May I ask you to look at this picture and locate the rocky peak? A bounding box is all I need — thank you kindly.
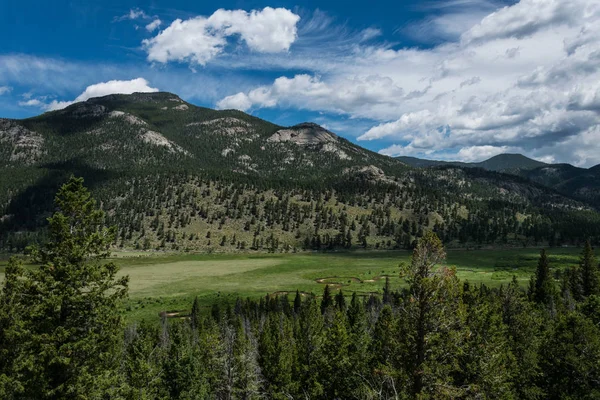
[267,122,338,145]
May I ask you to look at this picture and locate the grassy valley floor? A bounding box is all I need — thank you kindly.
[0,247,582,322]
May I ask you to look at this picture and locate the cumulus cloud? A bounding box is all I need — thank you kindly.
[0,86,11,95]
[216,0,600,166]
[216,74,404,117]
[216,92,253,111]
[145,19,161,32]
[462,0,585,43]
[20,78,158,111]
[143,7,300,65]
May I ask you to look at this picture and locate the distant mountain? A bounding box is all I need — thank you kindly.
[397,153,546,172]
[398,153,600,206]
[1,92,599,252]
[476,154,547,172]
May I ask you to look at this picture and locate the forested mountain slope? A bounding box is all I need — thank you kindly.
[399,154,600,207]
[2,92,600,251]
[397,153,546,172]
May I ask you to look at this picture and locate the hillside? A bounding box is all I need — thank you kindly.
[1,92,600,252]
[399,154,600,207]
[397,153,546,172]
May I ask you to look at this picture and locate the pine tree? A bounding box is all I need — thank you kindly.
[321,311,352,398]
[321,284,333,314]
[295,296,324,398]
[540,312,600,399]
[531,249,556,307]
[346,293,371,394]
[398,231,465,397]
[293,290,302,314]
[335,289,347,311]
[231,317,261,398]
[0,176,129,398]
[383,275,392,304]
[580,240,600,297]
[191,296,201,330]
[258,313,296,398]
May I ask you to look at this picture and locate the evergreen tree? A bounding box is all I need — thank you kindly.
[191,296,201,331]
[0,176,129,398]
[231,317,262,398]
[398,231,465,398]
[321,311,352,398]
[346,293,372,395]
[321,284,333,314]
[295,297,324,398]
[580,240,600,297]
[335,289,347,311]
[531,249,556,308]
[540,312,600,399]
[293,290,302,314]
[258,313,296,398]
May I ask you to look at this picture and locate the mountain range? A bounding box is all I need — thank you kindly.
[1,92,599,252]
[397,154,600,207]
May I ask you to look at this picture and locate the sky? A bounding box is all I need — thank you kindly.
[2,0,600,167]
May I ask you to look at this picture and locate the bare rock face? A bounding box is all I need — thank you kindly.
[0,119,45,164]
[343,165,398,184]
[140,130,187,154]
[268,123,338,145]
[109,111,147,125]
[188,117,255,137]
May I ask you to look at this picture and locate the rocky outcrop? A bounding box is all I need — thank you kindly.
[0,119,45,165]
[268,123,338,145]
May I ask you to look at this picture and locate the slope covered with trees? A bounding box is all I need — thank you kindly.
[399,154,600,207]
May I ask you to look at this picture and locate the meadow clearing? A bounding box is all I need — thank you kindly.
[0,247,582,321]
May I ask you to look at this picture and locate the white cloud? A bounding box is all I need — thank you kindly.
[74,78,158,102]
[18,98,43,107]
[143,7,300,65]
[216,74,404,117]
[0,86,11,95]
[456,145,519,162]
[217,92,253,111]
[462,0,586,44]
[115,8,150,22]
[20,78,159,111]
[216,0,600,166]
[145,19,162,32]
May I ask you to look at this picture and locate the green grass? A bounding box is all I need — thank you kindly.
[0,247,583,322]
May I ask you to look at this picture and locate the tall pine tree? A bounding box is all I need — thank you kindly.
[0,176,129,398]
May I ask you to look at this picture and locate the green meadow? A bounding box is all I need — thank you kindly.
[0,247,582,322]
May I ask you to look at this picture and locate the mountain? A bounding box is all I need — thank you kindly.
[2,92,400,180]
[395,156,470,169]
[476,154,547,172]
[397,153,546,172]
[399,154,600,206]
[2,92,600,252]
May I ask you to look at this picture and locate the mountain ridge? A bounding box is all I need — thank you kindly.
[397,153,600,206]
[397,153,548,172]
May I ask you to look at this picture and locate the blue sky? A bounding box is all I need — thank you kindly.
[2,0,600,166]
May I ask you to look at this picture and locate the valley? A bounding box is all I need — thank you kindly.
[0,247,582,322]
